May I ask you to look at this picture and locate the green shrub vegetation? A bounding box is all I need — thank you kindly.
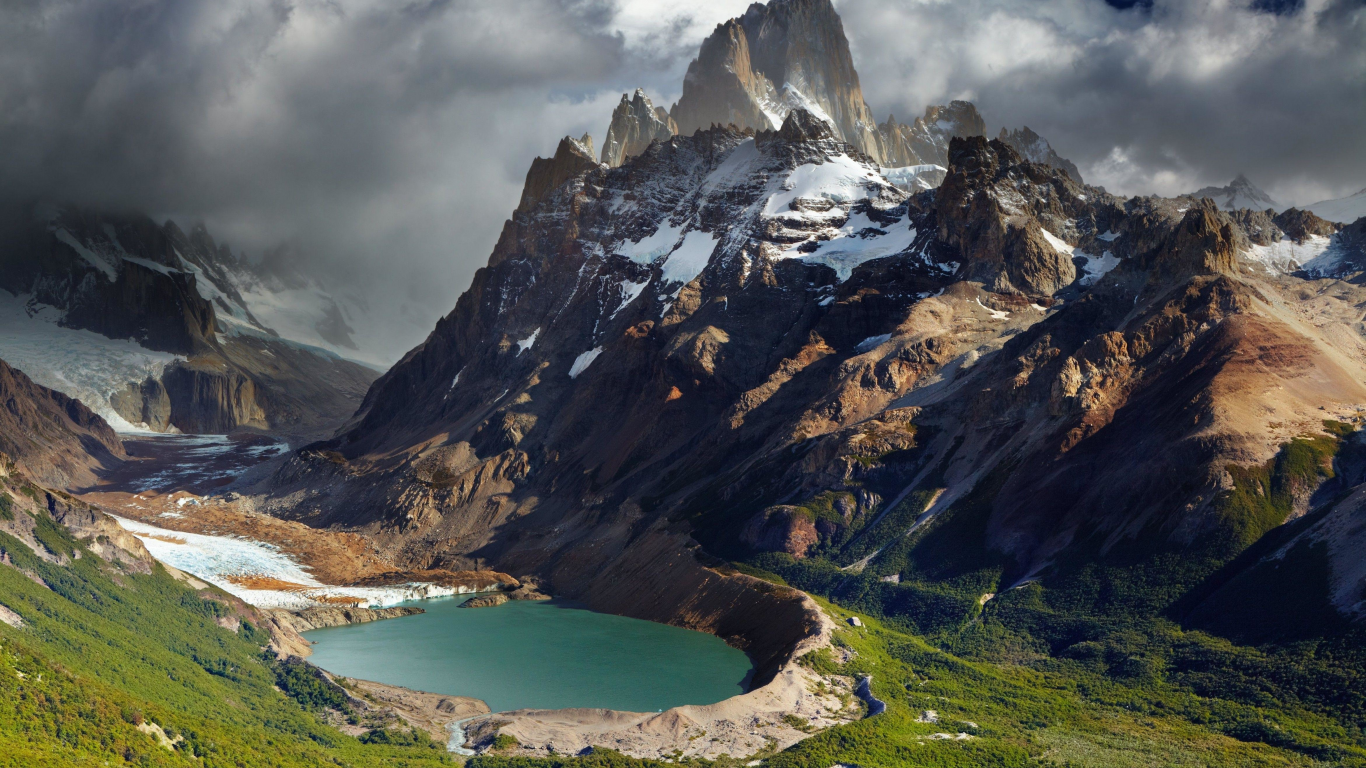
[490,733,521,751]
[0,520,454,766]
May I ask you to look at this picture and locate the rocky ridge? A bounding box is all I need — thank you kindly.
[266,104,1366,650]
[0,356,124,488]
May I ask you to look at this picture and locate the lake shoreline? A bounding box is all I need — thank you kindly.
[97,433,856,761]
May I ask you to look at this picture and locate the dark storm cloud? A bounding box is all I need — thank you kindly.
[0,0,1362,361]
[838,0,1366,203]
[0,0,646,356]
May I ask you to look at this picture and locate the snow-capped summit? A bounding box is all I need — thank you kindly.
[1305,187,1366,224]
[1191,174,1279,212]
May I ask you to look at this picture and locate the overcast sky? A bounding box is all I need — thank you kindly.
[2,0,1362,362]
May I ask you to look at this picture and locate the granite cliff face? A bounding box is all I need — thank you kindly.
[671,0,881,158]
[0,206,379,437]
[601,90,678,168]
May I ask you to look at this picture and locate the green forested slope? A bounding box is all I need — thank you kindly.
[0,491,452,767]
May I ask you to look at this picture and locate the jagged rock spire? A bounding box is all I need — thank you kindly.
[666,0,986,172]
[600,89,678,167]
[669,0,883,159]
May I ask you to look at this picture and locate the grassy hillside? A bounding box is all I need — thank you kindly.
[0,479,453,767]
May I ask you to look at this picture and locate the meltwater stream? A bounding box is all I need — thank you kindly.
[305,594,753,713]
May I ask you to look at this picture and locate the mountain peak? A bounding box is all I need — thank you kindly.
[665,0,987,173]
[1191,174,1279,212]
[669,0,884,162]
[996,125,1083,184]
[601,89,677,167]
[517,135,599,211]
[776,107,836,143]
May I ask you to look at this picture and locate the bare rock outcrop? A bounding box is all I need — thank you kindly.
[741,506,819,557]
[266,605,424,633]
[0,357,124,489]
[601,90,678,167]
[459,593,508,608]
[518,134,599,213]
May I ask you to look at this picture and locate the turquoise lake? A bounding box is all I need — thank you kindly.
[304,595,754,713]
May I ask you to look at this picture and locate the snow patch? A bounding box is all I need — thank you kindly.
[121,256,181,276]
[780,211,918,282]
[763,154,883,215]
[610,277,650,319]
[1039,228,1074,255]
[113,516,474,609]
[54,230,117,280]
[516,329,540,354]
[1078,250,1121,286]
[855,333,892,352]
[568,347,604,378]
[659,230,719,286]
[881,164,946,192]
[1244,235,1333,274]
[975,298,1009,320]
[619,222,684,264]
